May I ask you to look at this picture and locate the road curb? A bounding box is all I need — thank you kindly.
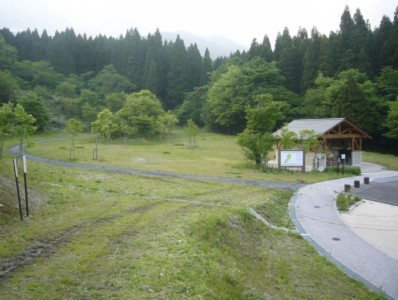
[289,186,395,300]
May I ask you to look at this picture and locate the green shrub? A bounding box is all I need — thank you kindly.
[325,166,361,175]
[336,192,361,211]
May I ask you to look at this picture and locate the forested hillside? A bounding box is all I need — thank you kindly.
[1,6,398,152]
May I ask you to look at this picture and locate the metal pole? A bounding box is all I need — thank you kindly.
[13,159,23,221]
[23,156,29,217]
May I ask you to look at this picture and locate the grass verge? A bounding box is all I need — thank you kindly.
[363,151,398,170]
[0,136,385,299]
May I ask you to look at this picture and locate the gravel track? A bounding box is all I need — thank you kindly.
[8,144,305,191]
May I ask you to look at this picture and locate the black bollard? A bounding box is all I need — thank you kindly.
[354,180,360,188]
[344,184,351,193]
[364,177,370,185]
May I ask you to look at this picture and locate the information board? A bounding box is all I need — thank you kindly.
[280,150,304,167]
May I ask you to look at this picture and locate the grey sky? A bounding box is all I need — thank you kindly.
[0,0,396,47]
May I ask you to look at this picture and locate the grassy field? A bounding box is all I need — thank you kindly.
[363,151,398,170]
[0,132,384,299]
[28,130,358,183]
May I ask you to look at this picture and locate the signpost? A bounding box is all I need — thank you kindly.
[341,153,346,175]
[23,156,29,217]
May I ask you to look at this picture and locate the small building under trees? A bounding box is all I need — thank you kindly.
[271,118,371,172]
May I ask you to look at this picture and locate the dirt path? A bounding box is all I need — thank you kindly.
[7,144,304,191]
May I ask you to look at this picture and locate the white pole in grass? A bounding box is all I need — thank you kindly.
[13,159,23,220]
[22,155,29,217]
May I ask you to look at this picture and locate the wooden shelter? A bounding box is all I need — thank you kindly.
[282,118,371,150]
[273,118,371,170]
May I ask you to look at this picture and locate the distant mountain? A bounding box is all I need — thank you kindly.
[161,31,248,59]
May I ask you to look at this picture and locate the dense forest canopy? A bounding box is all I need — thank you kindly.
[0,6,398,153]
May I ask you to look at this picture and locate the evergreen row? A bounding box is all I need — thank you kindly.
[0,27,214,110]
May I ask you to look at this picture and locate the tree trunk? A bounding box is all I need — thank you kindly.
[19,134,24,158]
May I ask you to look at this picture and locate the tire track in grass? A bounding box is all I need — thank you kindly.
[4,142,299,280]
[0,202,163,279]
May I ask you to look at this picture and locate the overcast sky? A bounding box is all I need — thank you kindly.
[0,0,396,47]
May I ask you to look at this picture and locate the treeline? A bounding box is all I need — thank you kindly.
[0,27,214,109]
[0,6,398,153]
[245,6,398,94]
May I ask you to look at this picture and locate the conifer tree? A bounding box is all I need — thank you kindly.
[200,48,212,85]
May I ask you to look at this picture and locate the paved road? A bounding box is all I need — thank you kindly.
[290,168,398,300]
[354,176,398,206]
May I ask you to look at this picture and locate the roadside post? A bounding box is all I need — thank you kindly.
[23,155,29,217]
[341,153,346,175]
[13,159,23,221]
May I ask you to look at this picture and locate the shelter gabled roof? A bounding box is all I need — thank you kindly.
[275,118,371,138]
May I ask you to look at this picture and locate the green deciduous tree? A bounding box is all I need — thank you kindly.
[237,131,275,167]
[105,92,127,113]
[184,119,199,147]
[0,102,14,157]
[116,90,165,138]
[205,58,288,134]
[385,97,398,139]
[303,70,383,136]
[66,118,84,156]
[177,86,208,127]
[13,104,37,157]
[79,89,100,122]
[237,94,284,167]
[332,73,381,134]
[298,129,322,152]
[90,65,134,97]
[158,111,178,141]
[18,91,50,131]
[245,94,285,133]
[377,66,398,101]
[0,103,37,157]
[56,81,77,98]
[205,64,245,133]
[0,71,19,103]
[91,108,116,140]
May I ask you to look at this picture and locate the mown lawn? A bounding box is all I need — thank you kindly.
[0,133,384,299]
[363,151,398,170]
[29,130,357,183]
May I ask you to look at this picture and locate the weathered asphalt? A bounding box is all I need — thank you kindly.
[353,176,398,206]
[290,166,398,300]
